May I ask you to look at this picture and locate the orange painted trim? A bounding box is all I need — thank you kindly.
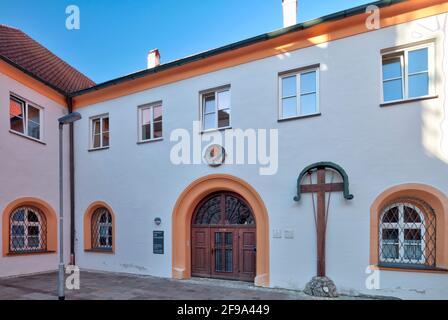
[0,60,67,106]
[172,174,270,287]
[2,197,58,257]
[370,183,448,270]
[72,0,448,109]
[83,201,116,254]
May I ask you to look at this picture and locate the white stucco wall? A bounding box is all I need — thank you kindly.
[74,14,448,299]
[0,73,71,277]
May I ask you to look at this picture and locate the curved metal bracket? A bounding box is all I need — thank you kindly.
[293,161,354,202]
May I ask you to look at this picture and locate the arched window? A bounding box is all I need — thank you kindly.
[379,198,436,268]
[10,206,47,253]
[91,207,113,251]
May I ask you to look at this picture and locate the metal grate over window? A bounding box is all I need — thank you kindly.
[91,207,113,251]
[10,206,47,253]
[379,198,436,268]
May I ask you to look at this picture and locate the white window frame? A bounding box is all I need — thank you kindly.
[138,102,163,142]
[380,203,426,265]
[90,114,109,150]
[381,42,435,104]
[278,67,320,120]
[9,94,44,142]
[200,86,231,132]
[10,207,45,252]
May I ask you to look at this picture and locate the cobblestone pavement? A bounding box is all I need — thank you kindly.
[0,270,377,300]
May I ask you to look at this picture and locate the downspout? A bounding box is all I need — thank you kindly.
[66,96,76,265]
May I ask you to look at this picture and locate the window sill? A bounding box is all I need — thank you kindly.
[6,250,56,257]
[380,95,438,107]
[278,113,321,122]
[376,264,448,274]
[201,126,232,134]
[9,130,46,145]
[88,146,110,152]
[137,137,163,145]
[85,249,114,254]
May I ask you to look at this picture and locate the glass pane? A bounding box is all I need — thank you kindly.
[282,97,297,118]
[142,123,151,140]
[12,210,25,222]
[382,57,402,80]
[404,244,422,260]
[11,225,24,236]
[27,106,40,124]
[217,90,230,110]
[27,121,40,140]
[300,71,316,93]
[153,106,162,122]
[408,48,428,74]
[93,119,101,134]
[142,108,151,125]
[103,132,110,147]
[408,73,429,98]
[102,117,109,132]
[153,121,162,138]
[382,207,399,223]
[382,228,398,240]
[28,236,40,248]
[282,76,296,97]
[382,243,399,259]
[225,249,232,272]
[10,116,24,133]
[404,229,422,241]
[218,109,230,128]
[93,134,101,148]
[300,93,317,115]
[383,79,403,102]
[28,226,39,236]
[203,113,216,130]
[27,211,39,222]
[404,207,421,223]
[225,232,232,245]
[215,232,222,247]
[12,236,25,249]
[203,94,215,114]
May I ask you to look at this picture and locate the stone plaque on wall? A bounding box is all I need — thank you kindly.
[153,231,164,254]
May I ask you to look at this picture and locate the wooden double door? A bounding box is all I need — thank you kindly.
[191,192,256,282]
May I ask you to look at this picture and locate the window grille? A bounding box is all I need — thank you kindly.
[91,207,113,250]
[379,198,436,268]
[10,206,47,253]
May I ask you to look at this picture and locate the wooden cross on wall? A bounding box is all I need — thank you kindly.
[294,162,354,278]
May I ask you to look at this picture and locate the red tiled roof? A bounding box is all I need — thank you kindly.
[0,24,95,94]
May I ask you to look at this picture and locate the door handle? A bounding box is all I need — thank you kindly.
[211,248,215,255]
[253,247,257,252]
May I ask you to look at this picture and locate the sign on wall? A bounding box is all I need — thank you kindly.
[153,231,164,254]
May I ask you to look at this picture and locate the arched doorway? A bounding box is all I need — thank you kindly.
[191,191,256,281]
[172,174,269,287]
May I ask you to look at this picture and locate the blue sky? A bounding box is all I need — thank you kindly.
[0,0,372,84]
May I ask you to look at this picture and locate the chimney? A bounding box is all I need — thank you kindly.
[282,0,297,28]
[147,49,160,69]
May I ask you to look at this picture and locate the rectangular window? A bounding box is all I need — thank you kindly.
[279,68,319,120]
[382,43,434,103]
[201,87,231,131]
[90,115,109,149]
[138,103,163,142]
[9,95,42,141]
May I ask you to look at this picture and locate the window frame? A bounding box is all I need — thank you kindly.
[381,42,435,104]
[91,209,113,251]
[89,114,110,150]
[9,206,47,254]
[278,67,320,121]
[137,102,163,143]
[9,94,44,142]
[200,86,232,132]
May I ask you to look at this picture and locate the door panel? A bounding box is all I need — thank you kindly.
[191,228,210,277]
[239,229,256,281]
[211,228,239,279]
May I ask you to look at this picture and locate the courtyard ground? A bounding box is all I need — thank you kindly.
[0,270,380,300]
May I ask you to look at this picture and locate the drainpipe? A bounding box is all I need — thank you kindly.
[66,96,76,265]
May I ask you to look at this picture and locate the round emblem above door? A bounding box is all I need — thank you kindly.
[204,144,226,167]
